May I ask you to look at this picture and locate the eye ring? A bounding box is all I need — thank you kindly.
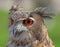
[23,17,35,26]
[10,18,14,25]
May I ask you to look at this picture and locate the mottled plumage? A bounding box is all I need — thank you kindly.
[7,4,55,47]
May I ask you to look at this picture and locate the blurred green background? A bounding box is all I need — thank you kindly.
[0,0,60,47]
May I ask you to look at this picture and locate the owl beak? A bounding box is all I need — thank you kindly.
[17,31,23,34]
[15,31,23,37]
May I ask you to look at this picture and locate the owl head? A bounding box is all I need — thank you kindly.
[9,5,54,41]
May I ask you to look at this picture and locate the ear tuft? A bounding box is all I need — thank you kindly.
[34,7,54,19]
[9,5,23,14]
[35,7,47,13]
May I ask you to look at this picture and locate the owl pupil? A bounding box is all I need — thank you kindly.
[23,18,33,26]
[27,19,30,23]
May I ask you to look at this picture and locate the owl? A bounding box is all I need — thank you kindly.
[7,5,55,47]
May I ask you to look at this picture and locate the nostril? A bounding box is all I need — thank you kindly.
[15,31,23,35]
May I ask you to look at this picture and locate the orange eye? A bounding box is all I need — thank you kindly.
[10,18,14,25]
[23,18,33,26]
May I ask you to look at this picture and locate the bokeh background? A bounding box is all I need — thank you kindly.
[0,0,60,47]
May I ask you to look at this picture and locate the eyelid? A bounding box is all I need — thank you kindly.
[28,17,35,22]
[16,17,35,23]
[23,17,36,27]
[28,17,36,27]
